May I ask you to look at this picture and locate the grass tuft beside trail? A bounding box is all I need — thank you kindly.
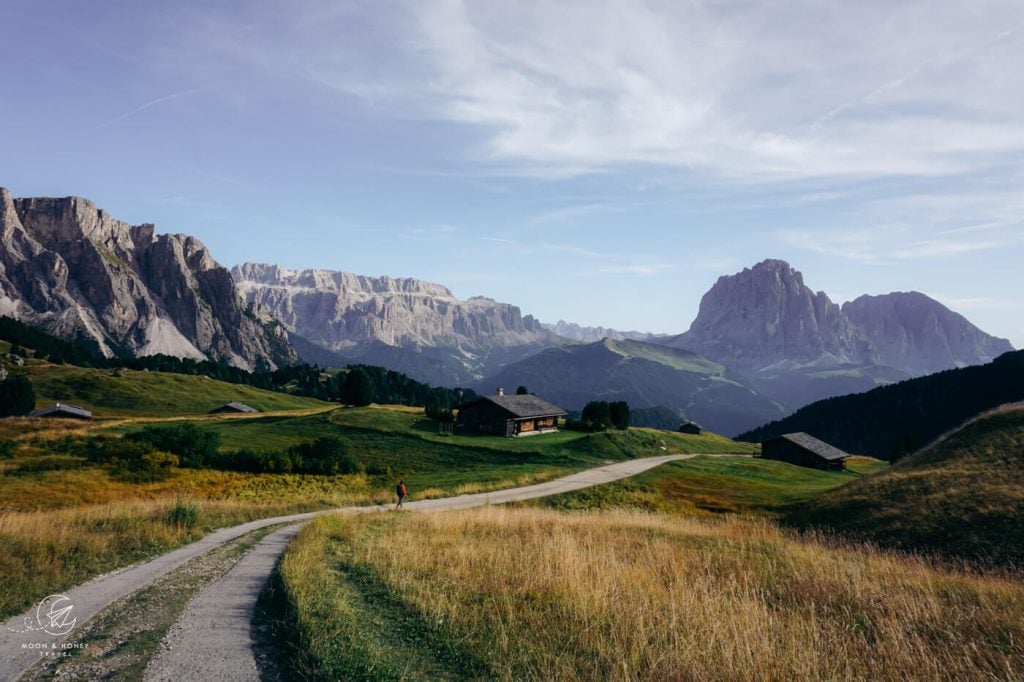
[281,507,1024,681]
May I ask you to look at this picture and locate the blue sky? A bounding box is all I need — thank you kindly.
[2,1,1022,346]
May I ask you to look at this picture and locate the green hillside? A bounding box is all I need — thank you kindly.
[482,338,785,436]
[739,349,1024,459]
[534,454,885,517]
[28,364,330,417]
[603,338,725,374]
[790,404,1024,566]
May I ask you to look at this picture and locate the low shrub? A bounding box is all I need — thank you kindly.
[7,455,86,476]
[78,436,179,481]
[163,500,201,529]
[219,436,358,475]
[126,423,220,468]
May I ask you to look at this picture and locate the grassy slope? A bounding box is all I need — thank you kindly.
[604,338,726,374]
[28,364,329,416]
[281,509,1024,681]
[0,400,756,619]
[534,454,885,517]
[107,409,756,500]
[790,404,1024,567]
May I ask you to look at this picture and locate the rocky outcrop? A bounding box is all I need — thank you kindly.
[668,259,875,371]
[0,189,295,370]
[842,291,1013,375]
[666,259,1012,378]
[232,263,562,380]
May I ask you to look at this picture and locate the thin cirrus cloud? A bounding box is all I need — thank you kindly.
[404,1,1024,180]
[172,1,1024,182]
[778,225,1014,263]
[98,88,202,128]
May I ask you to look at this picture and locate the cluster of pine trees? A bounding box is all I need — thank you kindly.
[571,400,631,431]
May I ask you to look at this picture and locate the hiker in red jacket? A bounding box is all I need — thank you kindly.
[396,480,407,508]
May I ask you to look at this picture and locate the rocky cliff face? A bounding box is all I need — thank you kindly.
[0,189,295,370]
[667,259,1012,378]
[232,263,561,379]
[842,291,1013,375]
[670,259,875,371]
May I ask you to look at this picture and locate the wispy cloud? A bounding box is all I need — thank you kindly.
[478,234,670,276]
[162,159,247,187]
[162,2,1024,185]
[403,2,1024,181]
[779,223,1013,263]
[99,88,201,128]
[926,294,1018,311]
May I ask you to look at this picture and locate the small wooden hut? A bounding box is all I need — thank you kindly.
[760,432,850,470]
[208,401,259,414]
[30,402,93,420]
[457,389,567,437]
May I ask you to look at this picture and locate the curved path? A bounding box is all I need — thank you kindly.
[2,453,709,681]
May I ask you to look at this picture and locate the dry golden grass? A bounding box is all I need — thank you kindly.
[0,417,94,442]
[287,508,1024,681]
[0,497,313,618]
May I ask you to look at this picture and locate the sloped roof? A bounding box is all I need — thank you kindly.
[214,401,259,413]
[680,420,702,428]
[766,432,850,461]
[468,394,567,419]
[30,403,93,419]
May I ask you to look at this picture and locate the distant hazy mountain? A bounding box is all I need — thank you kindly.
[663,259,1012,410]
[543,320,668,344]
[0,189,294,370]
[232,263,564,384]
[668,259,1011,376]
[480,338,786,436]
[666,259,874,370]
[842,291,1013,376]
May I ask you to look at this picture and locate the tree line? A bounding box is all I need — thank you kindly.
[0,316,475,415]
[738,350,1024,459]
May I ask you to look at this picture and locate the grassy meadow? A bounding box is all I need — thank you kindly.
[0,364,755,620]
[535,454,886,517]
[281,508,1024,681]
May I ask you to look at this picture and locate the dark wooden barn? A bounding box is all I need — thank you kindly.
[457,390,567,437]
[760,432,850,470]
[30,402,93,420]
[678,421,702,435]
[209,401,260,414]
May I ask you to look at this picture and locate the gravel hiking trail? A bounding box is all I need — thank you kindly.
[3,453,716,680]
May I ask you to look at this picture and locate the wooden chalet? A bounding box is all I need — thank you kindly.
[30,402,93,420]
[457,389,567,437]
[760,432,850,470]
[209,401,260,414]
[678,421,702,435]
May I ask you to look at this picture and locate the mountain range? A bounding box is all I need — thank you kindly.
[0,189,293,370]
[232,262,561,385]
[668,259,1010,376]
[0,190,1014,434]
